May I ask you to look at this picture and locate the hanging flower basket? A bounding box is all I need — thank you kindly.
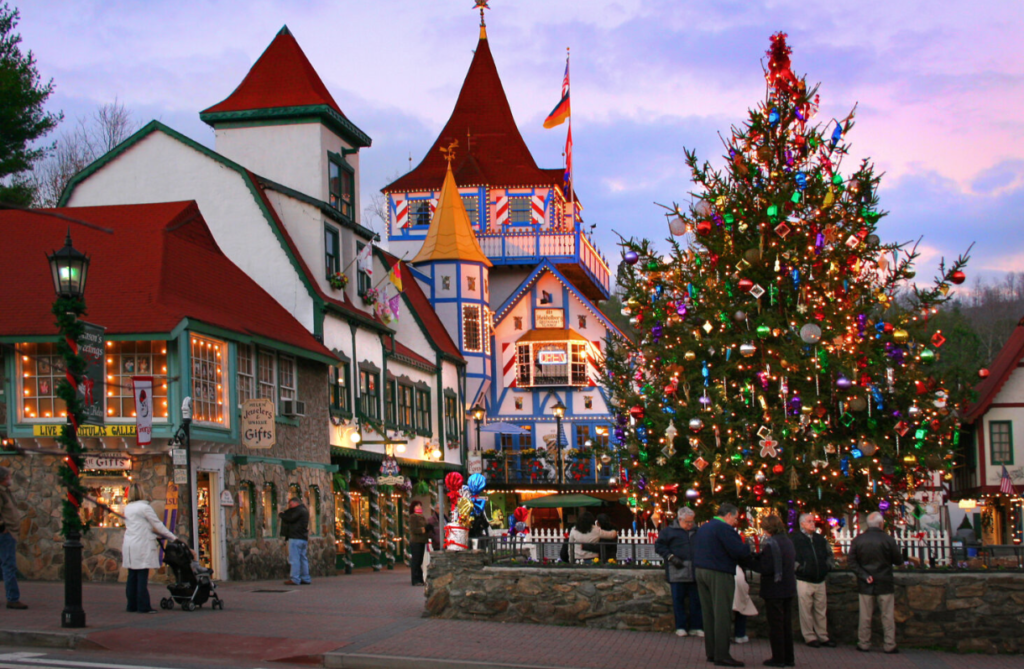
[328,272,349,290]
[362,287,380,306]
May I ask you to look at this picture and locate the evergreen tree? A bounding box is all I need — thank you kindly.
[0,3,61,206]
[604,34,970,523]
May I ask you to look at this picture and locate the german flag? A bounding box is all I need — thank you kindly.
[543,60,570,128]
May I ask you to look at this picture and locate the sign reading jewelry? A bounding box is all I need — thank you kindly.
[241,398,276,449]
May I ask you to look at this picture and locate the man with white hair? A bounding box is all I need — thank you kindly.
[847,512,903,654]
[791,513,835,647]
[0,466,27,609]
[655,507,703,638]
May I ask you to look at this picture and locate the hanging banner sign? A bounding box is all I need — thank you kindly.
[535,309,565,329]
[33,424,136,438]
[77,321,106,425]
[241,398,276,449]
[132,376,154,446]
[173,468,188,484]
[83,453,132,471]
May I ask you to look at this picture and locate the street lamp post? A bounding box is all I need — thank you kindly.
[552,401,566,492]
[47,231,90,629]
[471,404,485,453]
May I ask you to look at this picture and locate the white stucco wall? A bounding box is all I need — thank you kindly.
[980,363,1024,487]
[65,131,316,331]
[214,123,322,200]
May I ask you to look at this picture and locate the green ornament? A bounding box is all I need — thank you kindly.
[724,212,735,224]
[647,260,660,271]
[832,173,843,185]
[920,348,935,363]
[730,453,742,463]
[767,204,779,221]
[791,191,801,203]
[756,324,771,338]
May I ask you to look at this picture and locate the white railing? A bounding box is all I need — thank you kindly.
[484,528,662,562]
[475,230,611,295]
[835,527,951,566]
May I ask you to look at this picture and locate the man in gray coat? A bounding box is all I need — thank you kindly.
[847,512,903,654]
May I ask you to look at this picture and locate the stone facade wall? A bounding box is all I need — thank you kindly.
[426,551,1024,654]
[0,451,173,582]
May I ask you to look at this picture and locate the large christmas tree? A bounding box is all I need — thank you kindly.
[604,34,970,522]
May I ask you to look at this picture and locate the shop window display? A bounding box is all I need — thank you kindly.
[191,335,228,425]
[79,479,130,528]
[236,482,255,539]
[18,342,66,419]
[261,483,278,538]
[105,340,169,419]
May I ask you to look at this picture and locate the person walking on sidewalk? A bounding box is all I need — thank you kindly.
[791,513,836,648]
[409,501,429,586]
[0,467,26,610]
[654,507,703,638]
[280,496,311,586]
[122,484,178,613]
[756,515,797,668]
[847,512,903,654]
[693,502,751,667]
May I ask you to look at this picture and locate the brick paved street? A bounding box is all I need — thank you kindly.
[0,567,1019,668]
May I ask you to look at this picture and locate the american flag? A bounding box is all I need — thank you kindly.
[1000,465,1016,495]
[561,59,570,98]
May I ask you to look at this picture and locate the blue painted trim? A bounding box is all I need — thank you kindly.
[562,285,570,327]
[530,285,538,329]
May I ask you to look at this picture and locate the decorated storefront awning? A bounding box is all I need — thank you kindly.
[523,493,605,508]
[515,328,589,344]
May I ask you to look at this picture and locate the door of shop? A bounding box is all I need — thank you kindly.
[196,470,224,579]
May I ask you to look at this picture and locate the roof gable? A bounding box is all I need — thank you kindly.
[493,260,626,338]
[965,318,1024,422]
[384,30,558,192]
[202,26,344,117]
[0,202,334,362]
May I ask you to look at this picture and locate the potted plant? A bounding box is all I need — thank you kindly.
[362,286,380,306]
[328,271,349,291]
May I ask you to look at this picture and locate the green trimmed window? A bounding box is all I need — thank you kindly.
[359,366,380,420]
[444,392,459,441]
[356,242,372,296]
[416,388,431,435]
[990,421,1014,465]
[398,383,414,429]
[385,378,397,427]
[325,225,340,275]
[328,155,354,219]
[237,482,256,539]
[331,360,351,414]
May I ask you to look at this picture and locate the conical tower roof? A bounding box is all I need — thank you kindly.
[386,26,557,192]
[412,161,492,267]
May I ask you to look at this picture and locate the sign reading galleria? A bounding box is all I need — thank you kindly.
[241,398,276,449]
[33,424,136,438]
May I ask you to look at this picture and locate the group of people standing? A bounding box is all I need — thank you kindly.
[655,504,906,667]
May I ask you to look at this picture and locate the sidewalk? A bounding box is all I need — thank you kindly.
[0,567,1018,669]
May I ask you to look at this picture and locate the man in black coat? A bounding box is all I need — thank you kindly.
[847,512,904,654]
[654,507,702,637]
[791,513,836,647]
[280,497,311,585]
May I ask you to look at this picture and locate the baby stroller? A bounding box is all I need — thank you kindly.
[159,539,224,612]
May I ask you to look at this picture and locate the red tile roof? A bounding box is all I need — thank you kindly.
[202,26,346,118]
[384,32,561,193]
[964,317,1024,422]
[379,251,464,364]
[0,202,334,360]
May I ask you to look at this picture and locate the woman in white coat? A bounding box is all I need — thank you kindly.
[122,485,177,613]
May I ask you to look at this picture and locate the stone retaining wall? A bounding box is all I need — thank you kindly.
[425,551,1024,653]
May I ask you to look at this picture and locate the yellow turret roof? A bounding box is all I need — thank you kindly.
[411,162,492,267]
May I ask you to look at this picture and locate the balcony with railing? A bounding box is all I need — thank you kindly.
[476,229,611,301]
[481,450,616,486]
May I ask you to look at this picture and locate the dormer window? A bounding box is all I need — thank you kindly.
[328,154,354,219]
[509,196,531,225]
[462,195,479,227]
[410,201,431,226]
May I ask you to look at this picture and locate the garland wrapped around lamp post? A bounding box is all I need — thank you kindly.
[384,486,396,570]
[48,231,92,629]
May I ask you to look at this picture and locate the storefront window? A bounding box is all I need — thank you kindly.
[105,340,169,419]
[261,483,278,538]
[80,479,130,528]
[237,482,255,539]
[515,341,589,387]
[18,342,66,420]
[191,335,228,425]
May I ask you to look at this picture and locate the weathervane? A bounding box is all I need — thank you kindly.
[440,140,459,167]
[474,1,490,26]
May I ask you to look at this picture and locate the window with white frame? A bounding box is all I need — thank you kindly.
[258,349,276,405]
[191,335,228,425]
[462,195,479,226]
[279,354,296,405]
[237,344,255,405]
[515,340,589,387]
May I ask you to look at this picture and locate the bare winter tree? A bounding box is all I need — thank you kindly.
[32,99,137,207]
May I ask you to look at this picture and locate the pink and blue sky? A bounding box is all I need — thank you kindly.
[19,0,1024,282]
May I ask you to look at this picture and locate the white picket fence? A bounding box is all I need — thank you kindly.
[835,527,951,566]
[487,526,953,566]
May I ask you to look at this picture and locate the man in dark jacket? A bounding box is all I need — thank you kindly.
[847,512,903,654]
[693,503,751,667]
[279,497,311,585]
[409,501,430,586]
[791,513,836,647]
[0,467,27,609]
[654,507,703,637]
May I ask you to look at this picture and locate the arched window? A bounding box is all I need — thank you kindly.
[261,482,278,538]
[308,485,322,536]
[237,482,256,539]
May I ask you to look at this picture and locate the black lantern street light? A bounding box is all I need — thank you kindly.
[46,231,90,629]
[471,404,485,453]
[552,401,566,491]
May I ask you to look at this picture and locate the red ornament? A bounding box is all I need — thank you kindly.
[738,278,754,293]
[978,368,990,379]
[696,220,713,235]
[629,405,645,421]
[950,270,966,285]
[883,323,894,334]
[772,464,785,475]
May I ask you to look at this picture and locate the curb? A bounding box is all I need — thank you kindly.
[0,629,105,651]
[323,653,584,669]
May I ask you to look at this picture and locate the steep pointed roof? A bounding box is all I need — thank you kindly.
[385,28,558,192]
[200,26,371,147]
[412,162,492,266]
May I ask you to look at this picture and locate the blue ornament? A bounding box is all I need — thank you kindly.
[831,123,843,147]
[791,268,800,289]
[701,361,709,386]
[769,107,780,126]
[795,172,807,190]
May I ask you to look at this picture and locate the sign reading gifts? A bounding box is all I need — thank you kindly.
[83,453,131,471]
[241,398,276,449]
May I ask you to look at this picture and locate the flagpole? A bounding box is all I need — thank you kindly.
[371,251,411,291]
[567,47,575,233]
